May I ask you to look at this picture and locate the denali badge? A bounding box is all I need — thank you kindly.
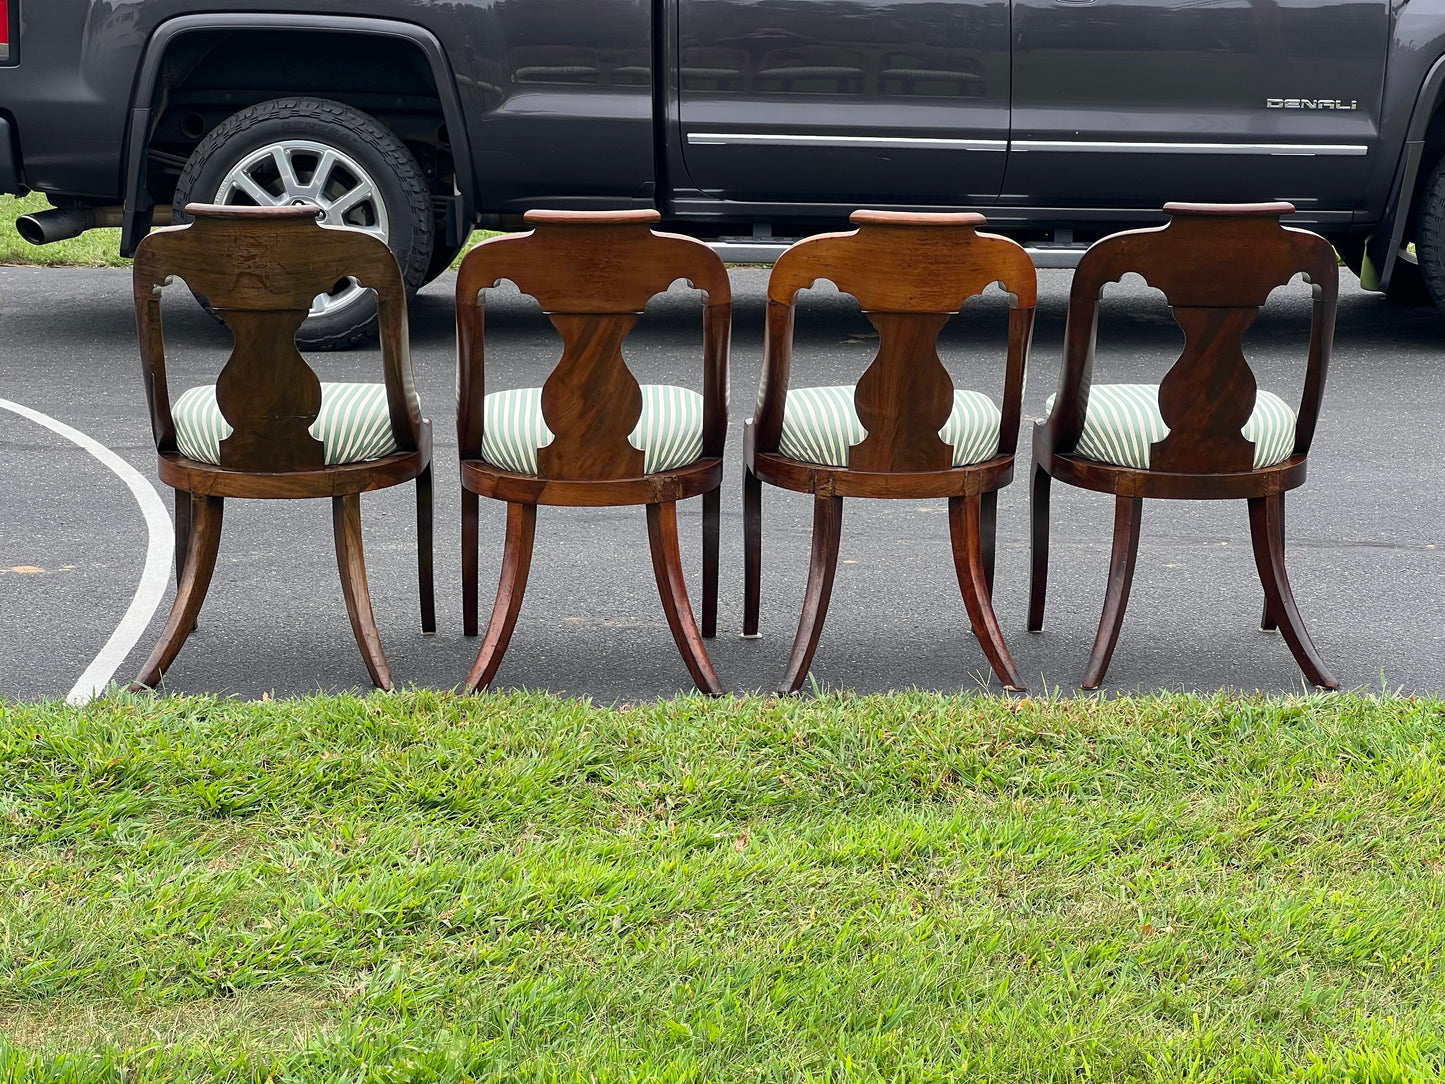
[1267,98,1358,110]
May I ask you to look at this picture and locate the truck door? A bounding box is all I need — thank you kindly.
[1007,0,1388,215]
[473,0,656,210]
[675,0,1010,208]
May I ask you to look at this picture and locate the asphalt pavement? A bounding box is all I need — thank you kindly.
[2,263,1442,702]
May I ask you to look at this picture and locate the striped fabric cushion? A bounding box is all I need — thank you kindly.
[1043,382,1296,470]
[482,384,704,475]
[172,383,401,466]
[777,385,1002,468]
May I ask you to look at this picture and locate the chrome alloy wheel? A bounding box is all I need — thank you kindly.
[212,139,390,320]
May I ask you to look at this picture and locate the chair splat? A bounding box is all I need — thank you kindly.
[1151,306,1261,474]
[850,310,955,473]
[538,313,645,480]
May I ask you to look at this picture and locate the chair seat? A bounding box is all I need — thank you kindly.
[777,385,1001,468]
[482,384,704,475]
[1043,383,1296,470]
[172,383,401,466]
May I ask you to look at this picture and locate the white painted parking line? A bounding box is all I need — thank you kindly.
[0,399,173,703]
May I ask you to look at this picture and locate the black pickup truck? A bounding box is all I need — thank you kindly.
[4,1,1445,346]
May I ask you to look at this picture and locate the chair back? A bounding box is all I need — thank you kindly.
[132,204,422,474]
[1047,202,1339,474]
[455,209,731,482]
[754,210,1036,472]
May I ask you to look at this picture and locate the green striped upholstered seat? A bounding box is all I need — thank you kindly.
[777,385,1002,468]
[1043,383,1296,470]
[172,382,401,466]
[482,384,704,475]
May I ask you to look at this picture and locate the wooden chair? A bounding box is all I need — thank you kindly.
[1029,202,1339,690]
[131,204,434,691]
[743,210,1035,693]
[456,209,730,694]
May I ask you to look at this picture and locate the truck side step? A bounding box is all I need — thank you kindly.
[708,238,1090,268]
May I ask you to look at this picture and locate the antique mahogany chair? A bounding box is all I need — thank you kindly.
[744,210,1035,693]
[1029,202,1339,690]
[456,209,730,694]
[131,204,434,691]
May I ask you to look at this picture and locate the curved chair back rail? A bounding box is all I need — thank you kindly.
[455,208,731,483]
[1044,201,1338,475]
[745,210,1037,696]
[128,204,434,693]
[754,209,1036,473]
[133,204,424,475]
[454,209,732,697]
[1029,202,1341,692]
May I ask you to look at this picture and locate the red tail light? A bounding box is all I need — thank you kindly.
[0,1,10,63]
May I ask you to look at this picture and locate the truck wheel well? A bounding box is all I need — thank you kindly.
[1403,104,1445,247]
[143,29,454,211]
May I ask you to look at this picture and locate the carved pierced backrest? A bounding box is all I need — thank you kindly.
[1056,202,1338,473]
[455,209,731,481]
[132,204,420,473]
[757,210,1036,472]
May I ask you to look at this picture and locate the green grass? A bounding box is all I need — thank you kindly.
[0,192,494,271]
[2,690,1445,1082]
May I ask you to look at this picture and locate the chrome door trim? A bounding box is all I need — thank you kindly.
[686,133,1367,156]
[1011,139,1368,156]
[685,132,1008,151]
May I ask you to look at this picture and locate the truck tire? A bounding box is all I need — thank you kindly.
[172,97,434,350]
[1412,155,1445,311]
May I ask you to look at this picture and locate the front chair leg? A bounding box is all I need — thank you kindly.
[743,467,762,638]
[1027,462,1051,632]
[979,490,999,596]
[462,489,480,638]
[778,493,843,695]
[134,494,224,688]
[333,493,392,691]
[173,487,192,588]
[466,500,537,692]
[702,486,720,639]
[949,494,1025,691]
[416,464,436,635]
[1248,493,1338,689]
[646,501,725,696]
[1081,494,1143,691]
[1260,494,1284,632]
[173,487,198,635]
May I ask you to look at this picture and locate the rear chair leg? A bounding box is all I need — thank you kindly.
[333,493,392,691]
[950,494,1025,691]
[778,493,843,695]
[1248,493,1338,689]
[647,501,725,695]
[1081,495,1143,690]
[466,501,537,692]
[133,494,224,689]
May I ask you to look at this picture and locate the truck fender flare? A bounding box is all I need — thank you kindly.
[120,12,476,257]
[1364,51,1445,290]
